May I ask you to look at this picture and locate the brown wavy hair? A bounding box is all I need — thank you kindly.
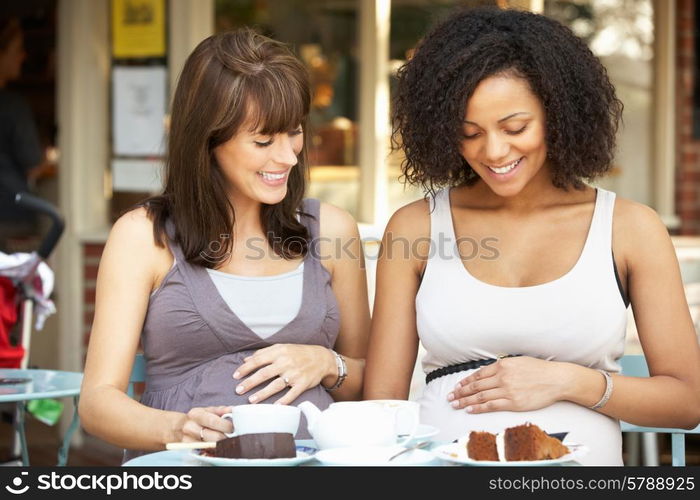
[144,28,312,266]
[392,7,623,195]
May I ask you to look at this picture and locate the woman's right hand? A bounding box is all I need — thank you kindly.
[179,406,233,443]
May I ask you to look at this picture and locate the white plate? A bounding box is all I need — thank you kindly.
[314,446,436,466]
[432,441,588,466]
[402,424,440,443]
[189,448,315,466]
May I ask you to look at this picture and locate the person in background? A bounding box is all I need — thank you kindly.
[364,7,700,465]
[79,29,370,461]
[0,17,43,249]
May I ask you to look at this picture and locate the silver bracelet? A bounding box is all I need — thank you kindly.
[325,350,347,392]
[589,369,613,410]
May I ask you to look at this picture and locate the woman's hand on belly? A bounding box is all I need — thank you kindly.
[448,356,568,413]
[180,406,233,443]
[232,344,336,405]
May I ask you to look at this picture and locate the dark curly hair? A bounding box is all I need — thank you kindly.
[392,7,623,194]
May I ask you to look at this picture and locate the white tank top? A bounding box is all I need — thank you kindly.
[415,187,627,465]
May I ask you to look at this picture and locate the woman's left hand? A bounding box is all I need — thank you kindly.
[448,356,568,413]
[232,344,335,405]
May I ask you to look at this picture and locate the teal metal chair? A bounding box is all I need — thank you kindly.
[56,394,81,466]
[127,353,146,398]
[620,354,700,466]
[63,354,144,464]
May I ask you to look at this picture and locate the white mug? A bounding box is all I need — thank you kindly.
[221,404,301,437]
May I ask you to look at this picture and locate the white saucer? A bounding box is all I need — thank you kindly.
[314,446,436,466]
[189,449,314,467]
[402,424,440,443]
[432,441,588,466]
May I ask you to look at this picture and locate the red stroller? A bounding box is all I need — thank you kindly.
[0,193,63,369]
[0,192,64,464]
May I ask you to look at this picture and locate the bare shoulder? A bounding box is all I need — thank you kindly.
[385,197,431,239]
[316,201,363,276]
[613,196,674,263]
[319,201,360,239]
[106,207,173,271]
[111,206,151,235]
[613,197,669,241]
[109,207,157,249]
[383,198,431,272]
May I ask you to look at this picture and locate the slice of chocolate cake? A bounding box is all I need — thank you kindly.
[504,423,569,461]
[214,433,296,459]
[467,431,499,461]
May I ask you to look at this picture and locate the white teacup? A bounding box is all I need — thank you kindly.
[366,400,421,438]
[324,401,419,446]
[221,404,301,437]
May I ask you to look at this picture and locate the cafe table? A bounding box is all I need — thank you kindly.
[122,439,445,466]
[0,368,83,466]
[122,440,583,467]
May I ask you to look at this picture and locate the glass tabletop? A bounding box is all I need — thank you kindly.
[123,439,581,467]
[0,368,83,402]
[123,439,318,467]
[123,439,449,467]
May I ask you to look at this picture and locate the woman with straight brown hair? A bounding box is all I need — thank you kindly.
[79,29,370,460]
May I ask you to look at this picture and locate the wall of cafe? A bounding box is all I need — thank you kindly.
[54,0,213,443]
[676,0,700,235]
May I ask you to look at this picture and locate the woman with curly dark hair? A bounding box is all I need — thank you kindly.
[364,7,700,465]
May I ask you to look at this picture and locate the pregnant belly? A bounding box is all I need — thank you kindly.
[190,353,334,439]
[418,371,622,465]
[143,352,333,439]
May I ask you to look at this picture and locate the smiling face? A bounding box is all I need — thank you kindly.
[213,117,304,207]
[459,73,549,198]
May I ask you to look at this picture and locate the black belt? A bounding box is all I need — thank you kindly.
[425,355,521,384]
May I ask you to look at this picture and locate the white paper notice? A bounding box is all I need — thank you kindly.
[111,158,164,192]
[112,66,167,156]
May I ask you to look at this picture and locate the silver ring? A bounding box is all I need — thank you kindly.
[283,376,291,388]
[199,427,205,441]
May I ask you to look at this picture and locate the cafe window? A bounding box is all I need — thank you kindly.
[544,0,655,205]
[215,0,364,216]
[212,1,583,222]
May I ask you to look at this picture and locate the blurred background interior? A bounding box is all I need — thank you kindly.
[1,0,699,465]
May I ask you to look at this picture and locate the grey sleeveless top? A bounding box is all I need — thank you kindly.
[123,199,340,461]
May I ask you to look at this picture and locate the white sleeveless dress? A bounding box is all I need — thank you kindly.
[415,187,627,465]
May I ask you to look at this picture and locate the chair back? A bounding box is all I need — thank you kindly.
[619,354,648,378]
[619,354,700,466]
[127,353,146,398]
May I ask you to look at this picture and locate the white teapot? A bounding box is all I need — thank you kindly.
[298,401,418,450]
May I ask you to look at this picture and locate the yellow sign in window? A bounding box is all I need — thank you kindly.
[112,0,166,59]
